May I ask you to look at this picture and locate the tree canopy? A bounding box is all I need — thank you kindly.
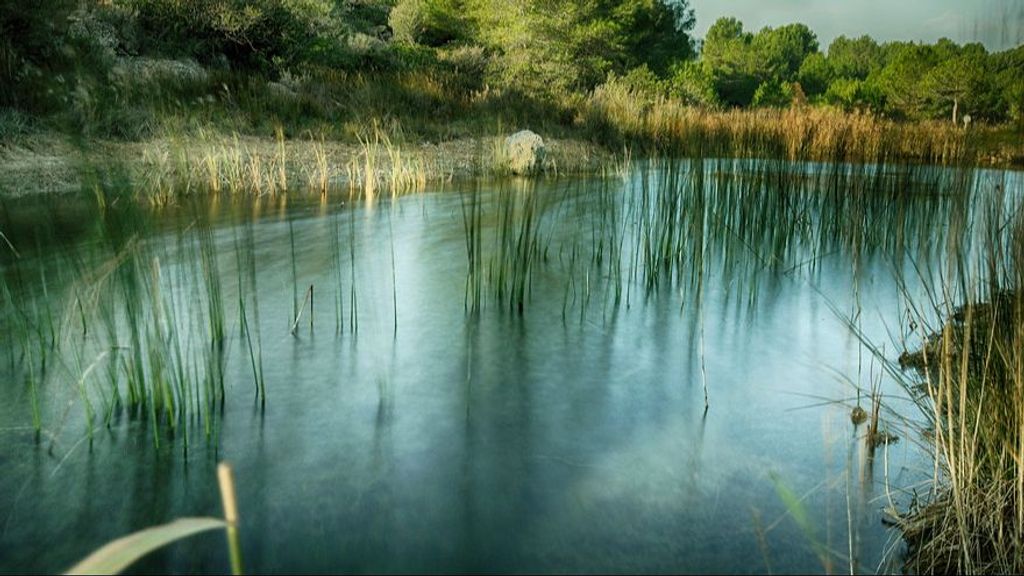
[459,0,696,95]
[2,1,1021,128]
[690,15,1022,123]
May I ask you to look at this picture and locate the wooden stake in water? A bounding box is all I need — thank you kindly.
[217,463,244,576]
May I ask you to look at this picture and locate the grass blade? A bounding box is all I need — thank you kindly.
[65,517,227,575]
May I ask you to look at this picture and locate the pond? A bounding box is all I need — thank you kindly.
[1,158,1017,573]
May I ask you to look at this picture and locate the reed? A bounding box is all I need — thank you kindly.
[289,285,314,335]
[348,123,429,200]
[584,89,977,167]
[488,180,547,315]
[308,134,331,196]
[1,180,266,446]
[449,150,972,324]
[349,206,359,334]
[288,217,300,326]
[870,173,1024,573]
[64,462,243,575]
[234,222,265,402]
[387,209,398,335]
[329,211,346,334]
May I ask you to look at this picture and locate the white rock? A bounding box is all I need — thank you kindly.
[505,130,546,175]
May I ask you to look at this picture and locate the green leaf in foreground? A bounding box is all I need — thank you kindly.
[769,472,814,537]
[65,517,227,575]
[769,472,830,570]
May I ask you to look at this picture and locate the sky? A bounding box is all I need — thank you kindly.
[688,0,1024,52]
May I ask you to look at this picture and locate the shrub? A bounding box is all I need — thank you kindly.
[124,0,346,73]
[388,0,464,47]
[667,61,719,108]
[436,45,488,93]
[751,79,793,108]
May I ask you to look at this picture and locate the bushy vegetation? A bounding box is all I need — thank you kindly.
[692,18,1023,125]
[0,1,1020,164]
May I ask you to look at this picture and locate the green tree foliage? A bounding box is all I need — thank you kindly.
[466,0,618,95]
[3,1,1022,131]
[465,0,696,96]
[826,35,883,80]
[992,45,1024,126]
[614,0,695,74]
[750,23,817,82]
[922,44,988,123]
[696,17,1020,123]
[797,52,833,98]
[700,17,758,106]
[0,0,77,62]
[871,42,938,118]
[124,0,346,72]
[823,77,881,111]
[668,60,718,107]
[751,78,793,108]
[345,0,393,30]
[0,0,128,113]
[389,0,466,47]
[700,18,817,106]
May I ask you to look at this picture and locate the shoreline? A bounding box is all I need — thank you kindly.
[0,132,615,199]
[2,120,1021,199]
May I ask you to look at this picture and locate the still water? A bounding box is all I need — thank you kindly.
[1,159,1016,573]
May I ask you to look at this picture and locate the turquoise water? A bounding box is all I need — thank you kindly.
[2,160,1015,573]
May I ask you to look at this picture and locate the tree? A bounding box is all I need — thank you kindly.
[872,42,938,118]
[700,18,818,107]
[701,16,749,68]
[466,0,619,94]
[700,16,758,106]
[615,0,695,75]
[922,46,987,124]
[465,0,696,95]
[824,78,868,110]
[751,78,792,108]
[827,35,883,80]
[667,59,718,107]
[750,23,817,82]
[125,0,345,72]
[797,52,833,98]
[993,45,1024,126]
[0,0,89,110]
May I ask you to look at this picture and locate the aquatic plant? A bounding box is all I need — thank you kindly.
[885,180,1024,573]
[65,462,243,575]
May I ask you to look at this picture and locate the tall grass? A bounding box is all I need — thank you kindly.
[234,220,265,402]
[886,174,1024,573]
[347,123,429,200]
[489,180,547,315]
[460,181,484,314]
[584,86,981,167]
[0,180,259,448]
[452,152,972,323]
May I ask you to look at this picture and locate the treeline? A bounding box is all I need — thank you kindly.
[686,18,1024,124]
[1,0,1021,140]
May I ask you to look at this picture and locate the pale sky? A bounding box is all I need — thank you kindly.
[689,0,1024,52]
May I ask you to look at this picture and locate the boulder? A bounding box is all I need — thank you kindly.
[110,57,208,87]
[505,130,546,175]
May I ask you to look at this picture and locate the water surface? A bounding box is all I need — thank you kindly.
[2,159,1017,573]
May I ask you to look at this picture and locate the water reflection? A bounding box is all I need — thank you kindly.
[0,160,1016,573]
